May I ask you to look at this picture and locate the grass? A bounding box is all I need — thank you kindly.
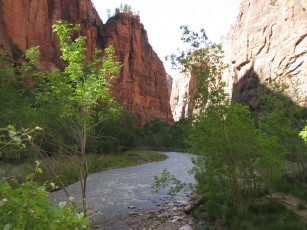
[271,178,307,202]
[226,200,307,230]
[0,150,167,190]
[193,200,307,230]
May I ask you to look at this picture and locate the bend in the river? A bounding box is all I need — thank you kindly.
[49,152,199,229]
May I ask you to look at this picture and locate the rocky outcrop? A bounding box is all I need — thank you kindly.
[170,71,192,121]
[103,13,173,125]
[0,0,173,125]
[165,74,173,100]
[222,0,307,107]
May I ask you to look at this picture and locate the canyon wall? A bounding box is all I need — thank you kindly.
[0,0,101,70]
[103,13,173,125]
[170,70,198,121]
[0,0,173,126]
[170,0,307,119]
[222,0,307,107]
[170,72,191,121]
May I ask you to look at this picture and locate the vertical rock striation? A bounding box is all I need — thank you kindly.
[1,0,102,70]
[103,13,173,125]
[0,0,173,125]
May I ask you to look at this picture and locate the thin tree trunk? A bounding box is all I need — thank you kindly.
[80,123,88,215]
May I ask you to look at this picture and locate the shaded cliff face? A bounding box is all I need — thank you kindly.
[103,13,173,125]
[0,0,173,126]
[222,0,307,107]
[165,74,173,100]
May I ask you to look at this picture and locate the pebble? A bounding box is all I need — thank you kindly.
[179,225,193,230]
[128,206,136,209]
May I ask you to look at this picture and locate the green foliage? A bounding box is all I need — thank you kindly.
[107,3,139,24]
[191,102,283,215]
[164,25,288,220]
[139,119,171,149]
[300,125,307,143]
[224,200,307,230]
[0,20,122,214]
[271,178,307,202]
[38,20,121,121]
[89,108,138,154]
[254,82,307,184]
[0,126,89,229]
[0,125,41,161]
[0,168,89,230]
[152,169,193,195]
[0,50,38,130]
[168,117,192,149]
[137,117,192,151]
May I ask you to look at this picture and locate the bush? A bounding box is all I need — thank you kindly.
[0,166,89,230]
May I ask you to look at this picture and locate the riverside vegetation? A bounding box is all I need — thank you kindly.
[154,25,307,229]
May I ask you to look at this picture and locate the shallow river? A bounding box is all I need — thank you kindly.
[49,152,198,229]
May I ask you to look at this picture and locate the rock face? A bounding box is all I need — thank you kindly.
[222,0,307,107]
[103,13,173,125]
[170,72,191,121]
[165,74,173,100]
[170,0,307,119]
[1,0,102,70]
[0,0,173,125]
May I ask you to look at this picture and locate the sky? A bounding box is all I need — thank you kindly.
[92,0,242,75]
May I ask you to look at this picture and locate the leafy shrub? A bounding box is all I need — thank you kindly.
[0,168,89,230]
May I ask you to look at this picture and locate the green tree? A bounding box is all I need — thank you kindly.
[89,106,138,154]
[165,25,284,218]
[34,20,121,213]
[138,119,171,149]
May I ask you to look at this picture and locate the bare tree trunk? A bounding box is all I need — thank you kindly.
[79,123,88,215]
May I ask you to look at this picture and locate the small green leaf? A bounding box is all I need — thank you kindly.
[11,136,22,143]
[26,173,34,181]
[3,224,12,230]
[8,130,16,138]
[59,201,67,209]
[37,168,43,174]
[0,200,4,208]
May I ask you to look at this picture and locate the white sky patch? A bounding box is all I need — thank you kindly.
[92,0,242,75]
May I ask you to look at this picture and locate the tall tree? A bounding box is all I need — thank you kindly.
[34,20,121,213]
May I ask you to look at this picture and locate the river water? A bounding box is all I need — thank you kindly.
[49,152,198,229]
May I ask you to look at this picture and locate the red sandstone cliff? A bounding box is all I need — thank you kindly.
[0,0,173,125]
[103,13,173,125]
[0,0,102,70]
